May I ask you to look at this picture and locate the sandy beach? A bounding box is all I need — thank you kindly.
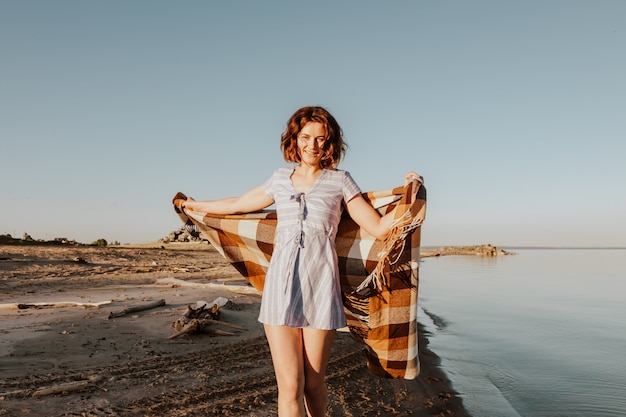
[0,243,468,416]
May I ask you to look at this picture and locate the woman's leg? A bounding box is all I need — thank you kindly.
[264,324,306,416]
[302,328,335,417]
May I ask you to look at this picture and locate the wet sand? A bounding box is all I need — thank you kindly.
[0,243,468,416]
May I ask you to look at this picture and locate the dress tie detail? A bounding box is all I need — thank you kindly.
[290,193,307,248]
[284,192,308,294]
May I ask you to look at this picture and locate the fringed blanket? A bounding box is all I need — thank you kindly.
[172,178,426,379]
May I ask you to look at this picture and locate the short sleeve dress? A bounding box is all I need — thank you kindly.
[258,167,362,330]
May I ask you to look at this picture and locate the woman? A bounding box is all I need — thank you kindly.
[182,106,421,417]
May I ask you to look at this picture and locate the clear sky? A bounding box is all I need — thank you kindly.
[1,1,625,247]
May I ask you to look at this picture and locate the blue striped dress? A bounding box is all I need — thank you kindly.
[258,168,362,330]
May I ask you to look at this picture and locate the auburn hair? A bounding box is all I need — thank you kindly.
[280,106,347,169]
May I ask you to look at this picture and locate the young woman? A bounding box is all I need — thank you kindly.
[182,106,421,417]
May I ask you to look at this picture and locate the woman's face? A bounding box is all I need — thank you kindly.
[296,122,327,167]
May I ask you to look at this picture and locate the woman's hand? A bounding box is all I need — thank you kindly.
[404,171,423,185]
[346,171,424,240]
[182,196,195,210]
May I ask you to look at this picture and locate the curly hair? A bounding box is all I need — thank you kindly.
[280,106,347,169]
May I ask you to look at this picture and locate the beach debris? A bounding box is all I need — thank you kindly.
[156,277,261,295]
[168,297,247,339]
[32,380,91,397]
[0,375,103,400]
[0,300,112,310]
[107,299,166,319]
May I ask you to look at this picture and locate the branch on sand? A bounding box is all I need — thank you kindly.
[107,299,166,320]
[31,375,103,397]
[0,300,112,310]
[32,381,91,397]
[155,277,261,295]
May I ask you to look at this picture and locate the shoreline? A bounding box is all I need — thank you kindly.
[0,244,469,416]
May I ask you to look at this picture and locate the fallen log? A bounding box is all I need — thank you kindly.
[169,319,201,339]
[193,317,247,331]
[32,380,90,397]
[168,298,247,339]
[0,300,112,310]
[0,388,31,398]
[155,277,261,295]
[168,319,243,339]
[107,299,166,319]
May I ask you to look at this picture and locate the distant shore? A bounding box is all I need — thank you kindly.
[421,243,515,257]
[2,233,515,257]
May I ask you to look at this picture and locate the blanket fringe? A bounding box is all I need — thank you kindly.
[354,204,423,295]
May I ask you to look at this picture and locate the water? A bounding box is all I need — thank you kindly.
[418,249,626,417]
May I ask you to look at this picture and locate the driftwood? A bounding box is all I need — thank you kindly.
[107,299,166,319]
[0,300,112,310]
[0,388,30,397]
[32,380,91,397]
[168,298,246,339]
[155,277,261,295]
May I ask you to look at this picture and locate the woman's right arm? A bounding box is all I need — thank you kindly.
[182,186,274,215]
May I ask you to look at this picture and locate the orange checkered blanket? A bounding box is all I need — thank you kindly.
[172,178,426,379]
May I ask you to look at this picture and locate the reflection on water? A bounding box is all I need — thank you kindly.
[418,249,626,417]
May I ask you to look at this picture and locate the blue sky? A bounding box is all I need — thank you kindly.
[1,1,625,247]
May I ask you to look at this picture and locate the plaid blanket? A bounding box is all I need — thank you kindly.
[172,178,426,379]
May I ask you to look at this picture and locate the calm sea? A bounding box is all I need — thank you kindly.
[418,249,626,417]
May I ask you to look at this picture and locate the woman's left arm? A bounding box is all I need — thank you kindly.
[345,172,422,240]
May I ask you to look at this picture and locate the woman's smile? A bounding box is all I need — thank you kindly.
[297,122,327,167]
